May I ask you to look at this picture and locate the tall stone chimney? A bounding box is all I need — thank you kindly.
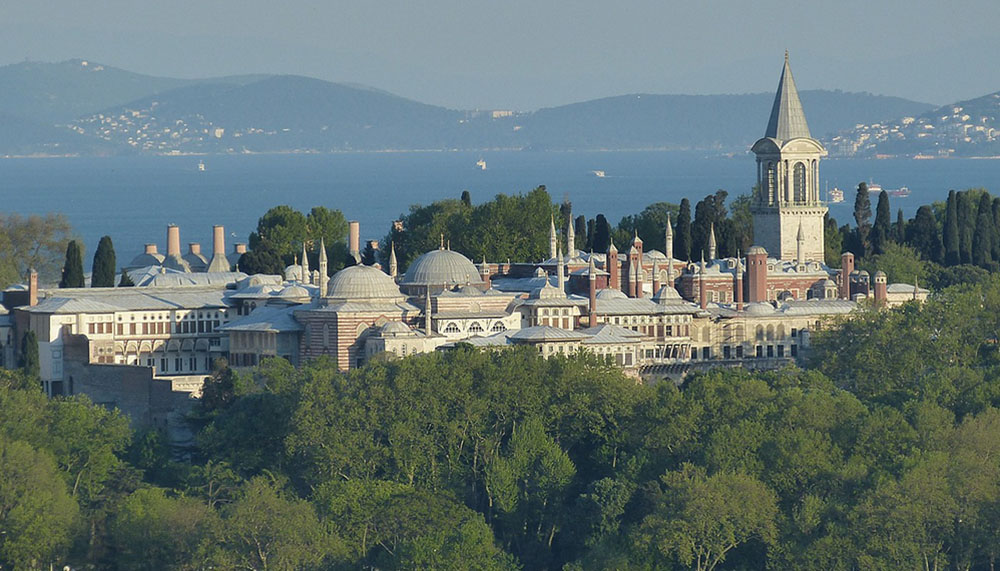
[213,225,226,255]
[746,246,768,303]
[167,225,181,258]
[206,225,230,273]
[348,221,361,261]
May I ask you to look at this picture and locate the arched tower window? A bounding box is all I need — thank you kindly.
[793,162,806,203]
[766,163,776,204]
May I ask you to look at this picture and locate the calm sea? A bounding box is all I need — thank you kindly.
[2,151,999,267]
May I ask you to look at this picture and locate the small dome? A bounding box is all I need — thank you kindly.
[747,246,768,255]
[530,280,565,300]
[401,249,484,287]
[744,302,776,315]
[380,321,415,336]
[284,265,304,281]
[327,264,402,300]
[277,284,311,299]
[858,270,870,277]
[128,252,165,267]
[821,279,836,287]
[457,285,483,296]
[652,286,683,303]
[184,252,209,272]
[596,288,628,300]
[534,267,548,277]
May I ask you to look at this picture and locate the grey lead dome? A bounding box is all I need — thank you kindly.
[401,249,484,287]
[326,264,403,300]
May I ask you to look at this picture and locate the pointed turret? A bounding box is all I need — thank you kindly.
[566,207,576,256]
[300,241,310,283]
[708,222,717,261]
[318,238,329,296]
[388,241,398,279]
[549,215,558,260]
[557,248,565,292]
[765,51,811,141]
[665,213,674,286]
[796,221,805,266]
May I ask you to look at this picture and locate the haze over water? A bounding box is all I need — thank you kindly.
[2,152,999,267]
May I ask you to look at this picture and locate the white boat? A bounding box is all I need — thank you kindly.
[476,158,487,170]
[828,187,845,203]
[197,161,206,172]
[592,170,606,178]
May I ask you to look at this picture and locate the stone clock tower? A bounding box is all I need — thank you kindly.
[751,53,827,262]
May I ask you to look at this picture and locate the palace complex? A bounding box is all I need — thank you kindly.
[0,55,927,435]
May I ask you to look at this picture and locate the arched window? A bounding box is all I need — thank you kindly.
[793,162,806,203]
[766,163,776,204]
[469,322,484,334]
[491,322,506,332]
[444,323,460,334]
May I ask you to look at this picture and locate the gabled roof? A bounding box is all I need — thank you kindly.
[764,53,812,141]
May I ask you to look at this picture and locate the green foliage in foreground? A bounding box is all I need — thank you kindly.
[11,279,1000,568]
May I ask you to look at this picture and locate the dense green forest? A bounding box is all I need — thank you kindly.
[7,275,1000,569]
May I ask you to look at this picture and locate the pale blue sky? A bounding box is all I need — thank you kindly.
[2,1,998,109]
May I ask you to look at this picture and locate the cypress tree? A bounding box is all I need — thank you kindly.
[91,235,116,287]
[59,240,85,288]
[574,215,586,251]
[460,190,472,207]
[675,198,693,261]
[593,214,611,253]
[19,330,39,379]
[894,209,906,243]
[944,190,960,265]
[853,182,872,257]
[993,197,1000,261]
[907,205,942,263]
[958,191,975,264]
[692,196,715,260]
[118,270,136,287]
[871,191,891,255]
[585,218,595,251]
[973,192,994,267]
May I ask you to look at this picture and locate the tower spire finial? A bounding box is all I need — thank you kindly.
[785,49,789,63]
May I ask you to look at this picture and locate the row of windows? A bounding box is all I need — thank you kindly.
[107,320,223,336]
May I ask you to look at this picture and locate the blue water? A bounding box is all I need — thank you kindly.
[1,151,999,265]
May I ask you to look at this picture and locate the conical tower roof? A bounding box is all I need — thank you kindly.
[764,52,811,141]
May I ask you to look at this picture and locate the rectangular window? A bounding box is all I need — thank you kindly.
[702,347,710,359]
[160,358,167,372]
[777,345,785,358]
[89,323,95,334]
[790,345,798,357]
[175,358,182,371]
[756,345,763,358]
[736,345,744,358]
[767,345,774,358]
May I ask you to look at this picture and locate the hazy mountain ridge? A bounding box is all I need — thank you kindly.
[0,58,946,155]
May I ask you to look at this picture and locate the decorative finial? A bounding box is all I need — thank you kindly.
[785,49,789,63]
[440,234,444,250]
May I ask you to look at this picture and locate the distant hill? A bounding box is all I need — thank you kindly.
[0,59,942,155]
[830,91,1000,157]
[0,59,269,124]
[521,90,934,150]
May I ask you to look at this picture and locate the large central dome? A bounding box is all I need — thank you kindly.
[327,264,403,301]
[401,249,484,289]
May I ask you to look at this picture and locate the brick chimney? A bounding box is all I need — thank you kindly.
[28,268,38,307]
[235,243,247,255]
[188,243,201,256]
[166,225,181,258]
[840,252,855,299]
[144,244,158,255]
[873,271,888,307]
[746,246,768,303]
